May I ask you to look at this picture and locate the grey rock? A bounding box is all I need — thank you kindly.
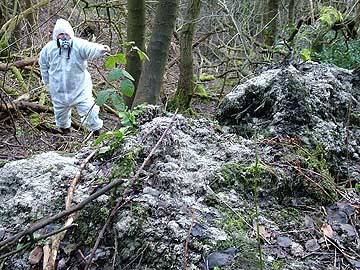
[291,242,305,257]
[191,223,205,237]
[350,259,360,269]
[217,63,360,181]
[340,224,357,237]
[277,236,293,248]
[0,227,5,240]
[0,152,79,228]
[304,215,315,229]
[206,247,238,269]
[305,239,320,252]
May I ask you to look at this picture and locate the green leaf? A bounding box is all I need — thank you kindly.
[96,89,112,106]
[111,93,126,111]
[113,129,125,140]
[115,53,127,65]
[199,73,215,81]
[118,111,136,126]
[120,79,135,97]
[107,68,123,81]
[105,56,116,69]
[195,84,209,98]
[300,48,312,62]
[122,70,135,81]
[135,48,149,61]
[118,111,129,125]
[30,113,40,126]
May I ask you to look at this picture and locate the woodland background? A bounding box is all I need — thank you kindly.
[0,0,360,157]
[0,1,360,270]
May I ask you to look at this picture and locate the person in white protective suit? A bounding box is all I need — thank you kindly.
[39,18,110,135]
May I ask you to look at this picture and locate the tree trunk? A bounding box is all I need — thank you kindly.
[0,2,5,28]
[170,0,201,111]
[288,0,295,26]
[125,0,145,108]
[309,0,315,25]
[24,0,35,46]
[132,0,179,108]
[263,0,280,46]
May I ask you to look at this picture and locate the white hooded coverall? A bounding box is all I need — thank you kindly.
[39,19,107,131]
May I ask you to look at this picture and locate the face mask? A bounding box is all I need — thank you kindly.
[57,35,72,59]
[58,37,72,49]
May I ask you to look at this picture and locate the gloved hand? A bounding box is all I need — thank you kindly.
[102,45,110,55]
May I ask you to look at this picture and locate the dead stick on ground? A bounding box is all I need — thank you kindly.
[44,150,97,270]
[0,101,53,113]
[84,111,178,270]
[0,224,77,261]
[0,178,125,250]
[0,57,37,71]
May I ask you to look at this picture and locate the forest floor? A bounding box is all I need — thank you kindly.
[0,95,218,165]
[0,109,118,163]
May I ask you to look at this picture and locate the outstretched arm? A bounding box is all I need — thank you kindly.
[78,39,110,60]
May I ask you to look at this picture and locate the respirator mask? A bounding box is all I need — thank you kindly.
[59,38,71,49]
[57,33,72,58]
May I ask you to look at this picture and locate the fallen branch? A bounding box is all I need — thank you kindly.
[0,58,37,72]
[84,111,179,270]
[0,100,83,130]
[0,224,77,261]
[0,100,53,113]
[45,150,97,270]
[0,178,125,249]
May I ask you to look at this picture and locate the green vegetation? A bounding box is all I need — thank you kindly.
[212,161,267,194]
[215,208,262,270]
[271,259,284,270]
[95,45,147,126]
[75,203,110,246]
[312,36,360,69]
[111,146,141,179]
[296,144,338,203]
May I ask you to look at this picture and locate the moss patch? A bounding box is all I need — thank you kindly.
[211,161,270,196]
[215,209,262,270]
[111,147,141,179]
[74,202,110,246]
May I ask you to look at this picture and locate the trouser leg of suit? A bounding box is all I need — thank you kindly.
[76,98,103,131]
[53,102,72,129]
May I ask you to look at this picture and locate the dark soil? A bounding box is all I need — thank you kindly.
[0,109,119,164]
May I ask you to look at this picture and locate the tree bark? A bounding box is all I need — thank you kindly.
[132,0,179,108]
[263,0,280,46]
[288,0,295,26]
[125,0,145,108]
[171,0,201,111]
[309,0,315,25]
[0,1,6,28]
[24,0,35,47]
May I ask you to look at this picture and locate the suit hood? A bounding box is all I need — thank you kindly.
[52,19,75,41]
